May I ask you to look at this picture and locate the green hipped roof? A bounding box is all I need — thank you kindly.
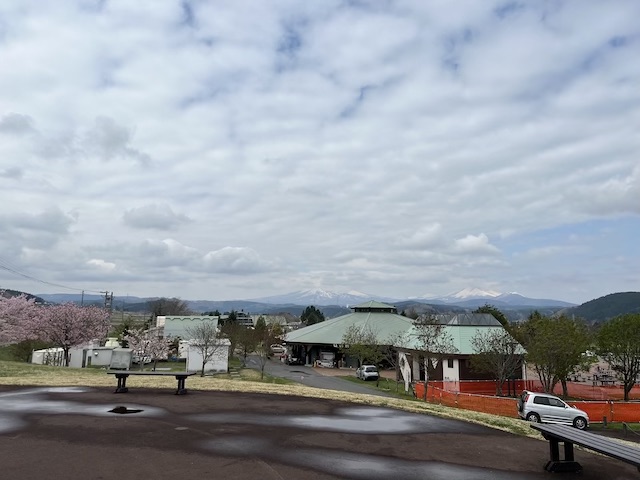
[285,310,414,346]
[284,310,523,355]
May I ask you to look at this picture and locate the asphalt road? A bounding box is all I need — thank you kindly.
[244,356,396,397]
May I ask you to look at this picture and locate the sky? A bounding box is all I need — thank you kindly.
[0,0,639,305]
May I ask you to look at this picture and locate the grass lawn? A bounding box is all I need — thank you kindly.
[590,422,640,433]
[339,375,418,401]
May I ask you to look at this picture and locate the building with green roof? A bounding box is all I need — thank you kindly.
[284,301,525,388]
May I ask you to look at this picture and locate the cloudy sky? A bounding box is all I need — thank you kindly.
[0,0,638,305]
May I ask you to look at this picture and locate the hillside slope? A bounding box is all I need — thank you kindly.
[563,292,640,322]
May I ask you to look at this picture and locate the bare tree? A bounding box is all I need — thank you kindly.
[341,325,379,366]
[224,324,259,367]
[186,322,226,377]
[341,325,387,386]
[471,329,522,395]
[384,330,412,392]
[254,323,284,380]
[413,315,458,399]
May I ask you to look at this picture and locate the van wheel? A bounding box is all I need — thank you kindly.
[526,413,541,423]
[573,417,587,430]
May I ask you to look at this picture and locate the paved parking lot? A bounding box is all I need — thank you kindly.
[1,385,639,479]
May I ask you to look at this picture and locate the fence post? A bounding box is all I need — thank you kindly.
[609,400,614,422]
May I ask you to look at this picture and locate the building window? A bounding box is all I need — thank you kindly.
[447,358,454,368]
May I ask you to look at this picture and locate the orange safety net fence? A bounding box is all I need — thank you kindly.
[412,381,640,422]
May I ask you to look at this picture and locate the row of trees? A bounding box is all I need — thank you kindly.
[469,307,640,401]
[1,294,285,379]
[506,311,640,401]
[336,305,640,401]
[219,316,283,378]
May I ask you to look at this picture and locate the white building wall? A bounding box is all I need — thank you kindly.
[442,358,460,382]
[31,348,65,366]
[68,347,85,368]
[85,348,114,366]
[159,316,220,340]
[412,356,420,381]
[186,340,230,373]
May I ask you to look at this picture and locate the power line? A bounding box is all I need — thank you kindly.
[0,255,105,295]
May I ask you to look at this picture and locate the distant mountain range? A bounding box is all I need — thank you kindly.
[248,289,397,306]
[5,287,630,323]
[34,287,573,312]
[253,287,574,308]
[13,288,637,322]
[412,287,575,308]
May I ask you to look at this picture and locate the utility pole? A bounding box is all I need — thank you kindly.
[101,291,114,322]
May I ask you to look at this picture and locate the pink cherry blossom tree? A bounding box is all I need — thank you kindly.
[124,328,170,371]
[32,303,110,367]
[0,294,39,345]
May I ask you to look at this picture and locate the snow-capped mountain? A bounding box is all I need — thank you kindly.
[440,287,501,302]
[416,288,574,307]
[252,287,574,308]
[250,289,387,306]
[417,287,501,303]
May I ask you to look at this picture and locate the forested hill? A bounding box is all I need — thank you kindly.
[563,292,640,322]
[0,289,47,304]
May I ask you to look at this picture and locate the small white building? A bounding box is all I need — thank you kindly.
[31,338,122,368]
[185,339,231,373]
[31,347,65,366]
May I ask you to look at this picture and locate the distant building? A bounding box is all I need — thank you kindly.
[285,301,525,389]
[250,313,302,331]
[219,311,254,327]
[156,315,219,339]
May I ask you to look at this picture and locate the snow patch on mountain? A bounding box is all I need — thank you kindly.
[447,287,501,299]
[250,289,381,306]
[416,287,503,303]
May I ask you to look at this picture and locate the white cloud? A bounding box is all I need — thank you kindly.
[0,1,638,304]
[573,165,640,215]
[87,259,116,271]
[452,234,500,255]
[203,247,275,274]
[123,204,191,230]
[396,223,444,250]
[137,239,201,267]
